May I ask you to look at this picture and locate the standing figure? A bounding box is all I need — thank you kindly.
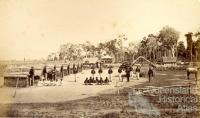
[96,62,99,68]
[125,67,131,82]
[135,66,140,80]
[73,66,78,82]
[108,67,113,82]
[67,64,70,75]
[42,66,47,81]
[148,66,154,82]
[98,67,103,78]
[60,65,64,84]
[47,71,53,81]
[77,64,79,73]
[129,66,133,79]
[118,67,122,82]
[29,66,35,86]
[52,65,57,82]
[72,64,76,74]
[91,68,96,78]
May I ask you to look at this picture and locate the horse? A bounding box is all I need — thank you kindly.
[187,67,198,81]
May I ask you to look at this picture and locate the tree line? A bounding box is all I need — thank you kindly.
[47,26,200,63]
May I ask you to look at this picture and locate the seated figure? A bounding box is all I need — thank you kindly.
[92,77,97,83]
[104,77,109,85]
[91,77,95,83]
[84,77,89,85]
[88,77,93,85]
[99,77,103,85]
[96,77,99,84]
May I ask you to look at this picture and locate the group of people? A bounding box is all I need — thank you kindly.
[118,64,154,82]
[42,65,64,85]
[84,77,109,85]
[84,63,155,84]
[64,64,83,75]
[28,62,155,86]
[28,65,65,86]
[117,64,138,82]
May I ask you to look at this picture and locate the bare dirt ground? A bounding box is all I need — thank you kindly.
[0,69,147,103]
[0,69,199,118]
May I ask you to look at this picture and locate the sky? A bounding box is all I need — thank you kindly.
[0,0,200,60]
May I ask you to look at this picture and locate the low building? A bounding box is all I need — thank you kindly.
[4,66,41,87]
[162,57,177,66]
[83,57,99,64]
[100,55,113,64]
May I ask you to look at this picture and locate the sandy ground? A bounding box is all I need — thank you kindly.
[0,68,147,103]
[0,70,199,117]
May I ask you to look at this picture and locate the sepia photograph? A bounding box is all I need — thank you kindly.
[0,0,200,117]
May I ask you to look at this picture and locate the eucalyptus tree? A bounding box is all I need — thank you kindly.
[158,26,180,57]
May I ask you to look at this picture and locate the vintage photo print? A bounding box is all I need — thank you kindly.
[0,0,200,117]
